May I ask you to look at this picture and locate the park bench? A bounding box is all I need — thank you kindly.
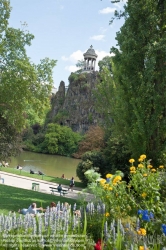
[49,186,68,196]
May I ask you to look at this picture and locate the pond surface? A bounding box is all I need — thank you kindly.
[9,151,81,181]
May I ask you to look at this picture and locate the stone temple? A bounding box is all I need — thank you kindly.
[83,45,98,72]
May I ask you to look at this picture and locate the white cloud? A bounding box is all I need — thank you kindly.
[65,65,78,72]
[95,50,114,71]
[61,56,68,61]
[90,35,105,41]
[99,27,107,34]
[99,7,116,14]
[62,50,84,63]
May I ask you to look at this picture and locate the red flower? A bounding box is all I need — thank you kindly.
[94,239,102,250]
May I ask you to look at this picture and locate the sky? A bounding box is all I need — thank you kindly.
[9,0,126,90]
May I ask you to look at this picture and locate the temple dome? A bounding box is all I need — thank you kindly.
[83,45,98,59]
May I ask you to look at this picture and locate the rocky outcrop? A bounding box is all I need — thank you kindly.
[48,71,102,133]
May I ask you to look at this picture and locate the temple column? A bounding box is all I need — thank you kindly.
[90,59,93,70]
[94,60,96,71]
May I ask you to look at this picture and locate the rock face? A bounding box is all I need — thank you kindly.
[48,71,102,133]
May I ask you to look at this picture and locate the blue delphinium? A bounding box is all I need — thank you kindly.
[162,224,166,235]
[138,209,154,222]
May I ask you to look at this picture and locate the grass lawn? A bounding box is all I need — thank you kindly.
[0,185,79,215]
[0,166,85,188]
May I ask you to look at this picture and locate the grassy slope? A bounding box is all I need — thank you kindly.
[0,185,79,214]
[0,166,85,188]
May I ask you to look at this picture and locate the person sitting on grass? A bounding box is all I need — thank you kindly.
[43,202,56,213]
[38,171,44,175]
[57,184,62,196]
[18,203,43,216]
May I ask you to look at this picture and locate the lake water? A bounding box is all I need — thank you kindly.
[9,151,81,181]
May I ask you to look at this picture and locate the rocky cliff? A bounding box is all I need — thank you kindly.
[48,71,102,133]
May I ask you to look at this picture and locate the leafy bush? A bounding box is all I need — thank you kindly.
[44,123,82,156]
[76,151,107,184]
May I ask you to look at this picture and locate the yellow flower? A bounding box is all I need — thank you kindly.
[140,154,146,160]
[151,168,156,172]
[130,166,136,171]
[147,164,153,169]
[109,187,113,191]
[100,178,106,185]
[143,173,148,177]
[105,212,110,217]
[104,184,109,190]
[130,170,136,174]
[137,228,146,236]
[159,165,164,169]
[129,158,135,163]
[106,173,113,179]
[139,247,149,250]
[138,164,144,168]
[141,192,147,198]
[113,176,122,184]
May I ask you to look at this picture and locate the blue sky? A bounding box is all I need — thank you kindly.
[9,0,126,90]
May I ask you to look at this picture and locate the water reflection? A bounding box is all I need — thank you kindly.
[9,151,81,181]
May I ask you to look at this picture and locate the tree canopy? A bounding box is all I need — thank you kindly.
[0,0,57,160]
[96,0,166,164]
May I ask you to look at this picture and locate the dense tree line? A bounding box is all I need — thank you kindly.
[0,0,56,160]
[95,0,166,166]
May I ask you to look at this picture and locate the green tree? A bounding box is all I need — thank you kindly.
[76,151,107,184]
[98,56,112,72]
[0,0,56,160]
[98,0,166,164]
[44,124,82,156]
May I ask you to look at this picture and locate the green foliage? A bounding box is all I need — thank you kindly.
[109,0,166,163]
[103,134,131,180]
[68,72,79,82]
[53,110,69,123]
[0,0,56,159]
[94,67,115,128]
[44,124,82,156]
[76,151,107,184]
[98,56,112,72]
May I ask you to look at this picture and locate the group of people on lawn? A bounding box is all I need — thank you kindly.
[18,201,59,216]
[19,201,81,217]
[18,176,75,216]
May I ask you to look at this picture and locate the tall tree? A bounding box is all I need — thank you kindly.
[110,0,166,163]
[0,0,56,160]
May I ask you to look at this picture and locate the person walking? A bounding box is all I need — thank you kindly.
[68,177,74,191]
